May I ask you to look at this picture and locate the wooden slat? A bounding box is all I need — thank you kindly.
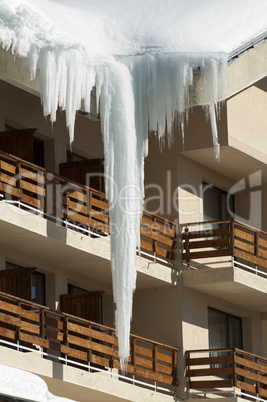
[0,172,17,186]
[258,247,267,260]
[21,320,40,335]
[183,248,232,261]
[185,237,229,250]
[236,380,256,394]
[187,355,233,366]
[19,332,49,348]
[258,237,267,248]
[234,249,267,269]
[19,167,45,184]
[90,196,109,211]
[235,367,267,386]
[21,194,41,209]
[20,180,46,197]
[91,353,110,367]
[0,311,20,326]
[140,226,174,247]
[0,182,22,198]
[0,326,16,340]
[0,300,21,315]
[259,387,267,398]
[141,217,175,237]
[21,309,40,322]
[234,238,254,254]
[0,160,16,175]
[183,227,229,240]
[234,227,255,243]
[188,366,234,377]
[113,360,174,385]
[189,379,233,389]
[67,322,115,344]
[67,211,110,234]
[61,345,87,361]
[68,200,109,223]
[140,239,169,258]
[67,190,87,203]
[91,340,114,356]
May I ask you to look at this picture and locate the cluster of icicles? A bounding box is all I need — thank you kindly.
[2,38,227,366]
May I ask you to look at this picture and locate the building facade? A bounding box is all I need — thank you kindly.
[0,30,266,402]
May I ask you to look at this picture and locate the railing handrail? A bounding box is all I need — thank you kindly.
[181,218,267,238]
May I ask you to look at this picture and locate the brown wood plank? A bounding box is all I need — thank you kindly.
[19,168,45,184]
[189,379,233,389]
[183,248,232,261]
[20,194,41,209]
[0,326,16,340]
[185,238,229,250]
[21,321,40,335]
[20,180,46,197]
[235,367,267,386]
[0,311,20,326]
[21,309,40,322]
[236,380,256,394]
[234,227,255,243]
[258,248,267,259]
[234,249,267,268]
[91,340,115,356]
[140,226,174,247]
[141,217,175,237]
[258,237,267,248]
[67,200,109,223]
[0,160,16,175]
[67,190,87,203]
[140,239,169,258]
[0,182,22,198]
[91,353,110,367]
[113,360,174,385]
[188,366,234,377]
[67,322,115,345]
[259,387,267,398]
[90,210,109,223]
[183,227,229,240]
[0,172,17,186]
[67,211,110,234]
[61,345,87,361]
[234,239,254,254]
[187,355,233,366]
[90,196,109,211]
[0,300,21,315]
[19,332,49,348]
[67,334,89,349]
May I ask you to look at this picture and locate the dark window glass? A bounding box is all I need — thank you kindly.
[32,272,46,305]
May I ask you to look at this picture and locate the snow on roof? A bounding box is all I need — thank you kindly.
[0,363,76,402]
[3,0,267,57]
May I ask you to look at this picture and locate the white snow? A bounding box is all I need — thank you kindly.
[0,363,76,401]
[0,0,266,363]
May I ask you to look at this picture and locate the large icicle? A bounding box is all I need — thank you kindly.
[0,1,228,364]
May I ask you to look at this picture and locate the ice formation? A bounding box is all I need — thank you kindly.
[0,0,267,363]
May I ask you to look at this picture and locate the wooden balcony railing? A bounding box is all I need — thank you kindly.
[181,219,267,276]
[0,150,177,265]
[0,292,179,389]
[186,348,267,399]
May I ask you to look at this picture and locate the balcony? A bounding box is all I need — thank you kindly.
[0,291,178,394]
[186,348,267,400]
[181,220,267,310]
[0,150,177,267]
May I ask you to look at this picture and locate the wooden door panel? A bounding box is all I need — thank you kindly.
[0,129,37,163]
[60,291,103,324]
[0,267,35,301]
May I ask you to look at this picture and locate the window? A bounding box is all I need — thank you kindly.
[208,307,242,350]
[203,182,235,222]
[32,272,46,305]
[33,137,44,167]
